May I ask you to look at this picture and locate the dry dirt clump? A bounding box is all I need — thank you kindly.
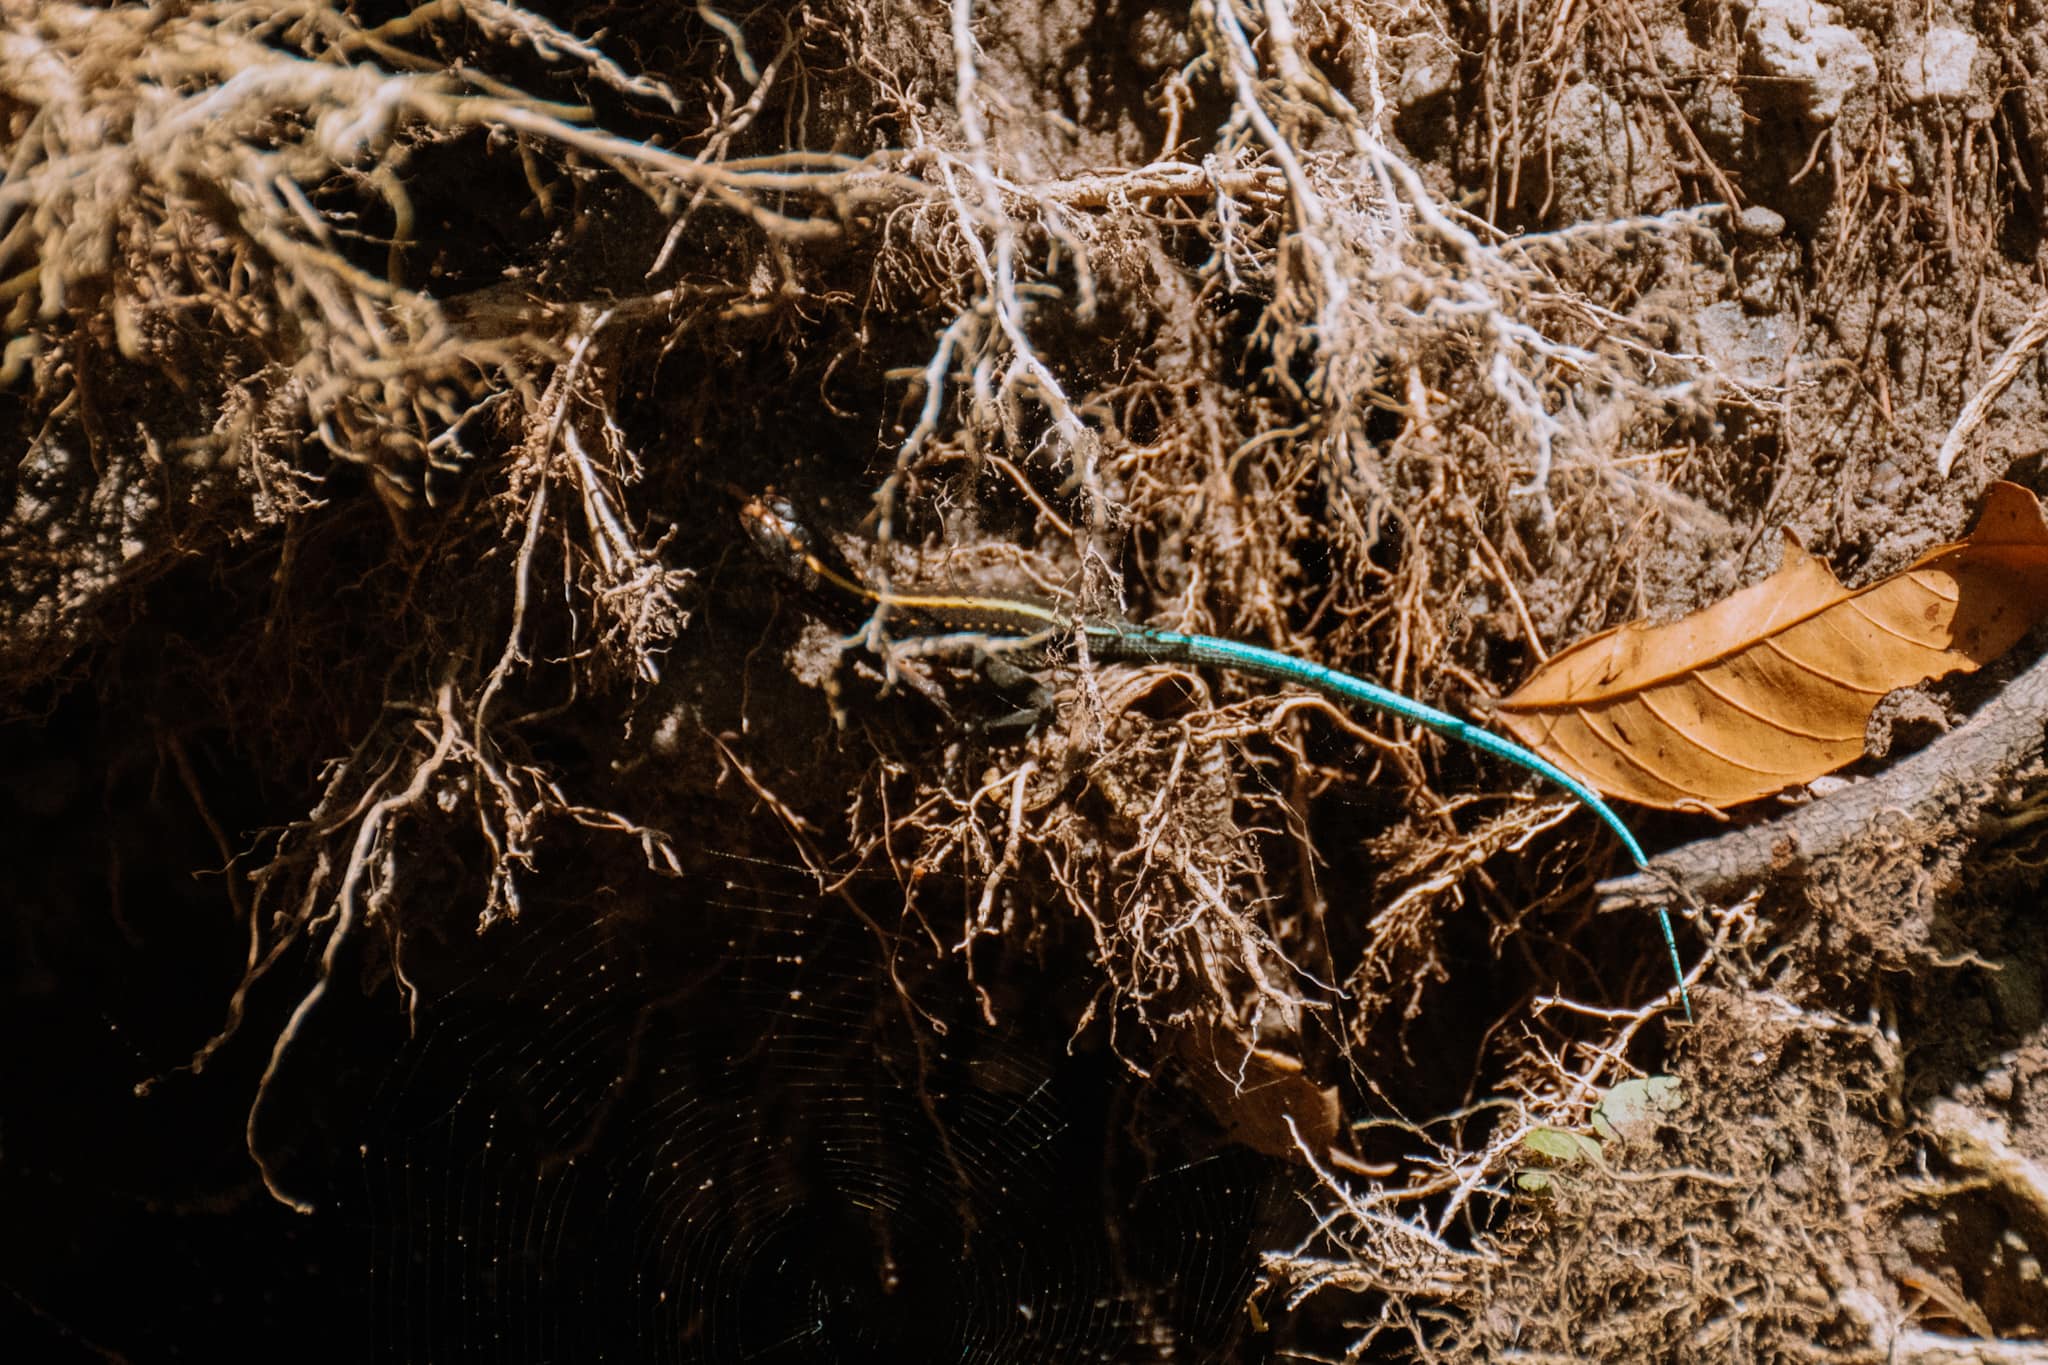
[3,0,2048,1359]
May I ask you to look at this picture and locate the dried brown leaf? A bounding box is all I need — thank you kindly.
[1496,482,2048,809]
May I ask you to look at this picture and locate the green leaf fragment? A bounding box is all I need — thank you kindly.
[1520,1127,1604,1164]
[1591,1075,1683,1144]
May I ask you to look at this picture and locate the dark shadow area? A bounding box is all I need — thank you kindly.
[360,859,1289,1363]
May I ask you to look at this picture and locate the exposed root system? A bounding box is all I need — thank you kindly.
[5,0,2048,1357]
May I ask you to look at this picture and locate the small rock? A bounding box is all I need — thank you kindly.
[1736,205,1786,238]
[1982,1066,2014,1104]
[1743,0,1875,123]
[1901,26,1977,104]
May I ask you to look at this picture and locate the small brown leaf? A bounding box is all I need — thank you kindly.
[1174,1018,1342,1164]
[1497,482,2048,810]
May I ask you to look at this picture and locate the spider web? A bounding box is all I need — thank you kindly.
[360,858,1283,1362]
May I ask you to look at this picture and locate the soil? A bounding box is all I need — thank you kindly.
[4,0,2048,1360]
